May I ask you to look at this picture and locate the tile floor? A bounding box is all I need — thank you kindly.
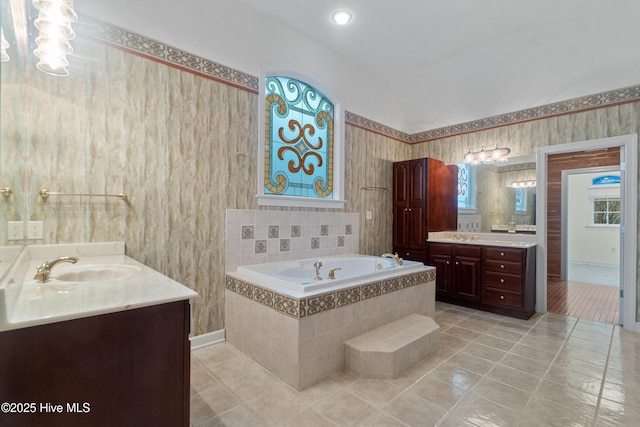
[190,302,640,426]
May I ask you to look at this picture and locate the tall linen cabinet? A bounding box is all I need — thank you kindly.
[392,158,458,263]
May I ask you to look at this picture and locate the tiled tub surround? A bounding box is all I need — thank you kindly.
[225,210,359,273]
[225,266,436,390]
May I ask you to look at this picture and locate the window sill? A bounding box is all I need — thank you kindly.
[257,194,346,209]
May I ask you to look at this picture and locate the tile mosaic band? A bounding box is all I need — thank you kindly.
[225,268,436,319]
[78,15,640,145]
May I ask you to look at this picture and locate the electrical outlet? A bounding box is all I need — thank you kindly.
[8,221,24,240]
[28,221,44,240]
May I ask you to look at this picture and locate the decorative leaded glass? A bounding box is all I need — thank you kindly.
[515,187,527,212]
[264,76,334,199]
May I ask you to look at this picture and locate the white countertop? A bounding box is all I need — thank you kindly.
[0,242,197,332]
[427,232,537,248]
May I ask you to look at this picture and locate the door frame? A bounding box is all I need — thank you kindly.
[536,134,638,331]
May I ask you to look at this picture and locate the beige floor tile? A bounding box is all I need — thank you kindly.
[486,326,526,342]
[486,364,541,393]
[450,393,520,426]
[534,378,599,412]
[407,376,467,411]
[472,377,532,413]
[509,343,558,365]
[224,369,280,402]
[345,378,404,407]
[439,333,472,350]
[457,318,493,332]
[569,327,613,344]
[517,393,594,427]
[198,383,242,417]
[190,392,221,426]
[198,405,265,427]
[245,383,310,426]
[461,341,507,363]
[565,335,611,355]
[296,377,346,406]
[357,410,408,427]
[474,333,518,351]
[606,353,640,372]
[209,357,271,384]
[518,334,566,353]
[555,345,608,366]
[446,351,496,375]
[543,366,603,397]
[191,366,222,393]
[600,380,640,405]
[551,355,606,379]
[429,362,483,391]
[443,325,482,341]
[596,396,640,426]
[499,353,550,377]
[194,342,240,366]
[279,408,335,427]
[605,365,640,389]
[383,392,447,427]
[313,390,376,426]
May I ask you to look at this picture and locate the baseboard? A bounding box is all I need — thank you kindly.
[190,329,226,350]
[568,260,619,269]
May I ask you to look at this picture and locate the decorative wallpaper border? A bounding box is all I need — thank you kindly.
[225,268,435,319]
[77,15,640,145]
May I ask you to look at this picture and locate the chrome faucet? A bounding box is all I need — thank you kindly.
[33,256,79,283]
[313,260,323,281]
[381,252,403,266]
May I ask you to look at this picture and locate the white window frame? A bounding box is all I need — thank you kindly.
[256,69,345,208]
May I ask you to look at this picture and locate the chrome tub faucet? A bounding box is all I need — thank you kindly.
[313,260,323,281]
[33,256,79,283]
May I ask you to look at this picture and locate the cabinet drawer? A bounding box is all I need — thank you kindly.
[484,272,522,291]
[428,243,451,255]
[483,288,523,309]
[454,245,482,258]
[484,247,523,262]
[395,249,425,263]
[485,260,522,274]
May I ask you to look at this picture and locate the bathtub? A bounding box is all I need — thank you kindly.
[234,254,425,294]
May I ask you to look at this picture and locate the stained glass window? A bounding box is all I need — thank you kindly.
[263,76,334,199]
[457,163,476,209]
[515,187,527,212]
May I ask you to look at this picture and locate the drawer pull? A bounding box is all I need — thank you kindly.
[501,264,505,269]
[500,252,504,257]
[455,261,459,265]
[500,295,505,300]
[446,261,450,264]
[500,278,505,283]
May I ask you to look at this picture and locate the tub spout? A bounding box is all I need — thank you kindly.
[313,260,323,281]
[381,252,403,266]
[34,256,79,283]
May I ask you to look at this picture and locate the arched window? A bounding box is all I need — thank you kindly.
[257,74,345,208]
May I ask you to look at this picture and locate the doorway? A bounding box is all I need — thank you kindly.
[536,134,638,331]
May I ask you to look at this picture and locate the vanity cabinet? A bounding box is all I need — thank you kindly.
[0,301,191,427]
[428,243,481,302]
[393,158,458,263]
[427,242,536,319]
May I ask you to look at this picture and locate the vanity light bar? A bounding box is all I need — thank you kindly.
[463,145,511,164]
[511,179,536,188]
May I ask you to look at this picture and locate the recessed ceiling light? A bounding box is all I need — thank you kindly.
[331,10,352,25]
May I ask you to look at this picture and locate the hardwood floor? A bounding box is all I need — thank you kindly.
[547,278,619,325]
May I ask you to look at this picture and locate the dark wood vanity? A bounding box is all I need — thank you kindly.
[0,300,191,427]
[428,242,536,319]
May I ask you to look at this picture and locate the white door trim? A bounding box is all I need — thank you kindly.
[536,134,638,331]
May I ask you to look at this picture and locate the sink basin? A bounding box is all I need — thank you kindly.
[54,264,142,282]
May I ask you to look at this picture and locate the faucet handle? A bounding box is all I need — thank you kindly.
[328,267,342,279]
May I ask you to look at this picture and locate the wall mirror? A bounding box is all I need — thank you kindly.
[458,155,537,234]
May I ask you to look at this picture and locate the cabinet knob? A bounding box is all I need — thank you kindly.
[455,261,459,265]
[501,264,505,269]
[500,278,505,283]
[446,261,450,264]
[500,295,505,300]
[500,252,505,257]
[406,253,410,256]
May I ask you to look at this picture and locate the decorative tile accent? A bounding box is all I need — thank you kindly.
[280,239,290,251]
[242,226,254,239]
[320,225,329,236]
[291,225,301,237]
[337,287,361,306]
[337,236,345,247]
[345,225,352,235]
[311,237,320,249]
[268,225,279,238]
[225,267,434,318]
[78,15,640,145]
[255,240,267,253]
[307,294,336,315]
[254,287,274,307]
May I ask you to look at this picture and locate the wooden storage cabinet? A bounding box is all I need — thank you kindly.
[0,301,191,427]
[393,158,458,263]
[427,242,536,319]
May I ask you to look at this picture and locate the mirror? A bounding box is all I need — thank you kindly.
[458,155,537,234]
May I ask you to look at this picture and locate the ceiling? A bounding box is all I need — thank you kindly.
[76,0,640,133]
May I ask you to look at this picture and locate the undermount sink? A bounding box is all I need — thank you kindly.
[54,264,142,282]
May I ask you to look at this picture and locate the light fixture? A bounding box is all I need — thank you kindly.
[0,28,9,62]
[511,179,536,188]
[32,0,78,76]
[331,10,352,25]
[463,145,511,164]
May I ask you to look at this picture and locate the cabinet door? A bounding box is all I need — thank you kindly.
[431,254,452,298]
[453,256,481,301]
[393,162,410,206]
[409,159,426,205]
[394,206,409,248]
[407,207,425,249]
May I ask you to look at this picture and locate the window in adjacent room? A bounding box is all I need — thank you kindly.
[457,163,476,210]
[257,74,345,208]
[588,174,620,227]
